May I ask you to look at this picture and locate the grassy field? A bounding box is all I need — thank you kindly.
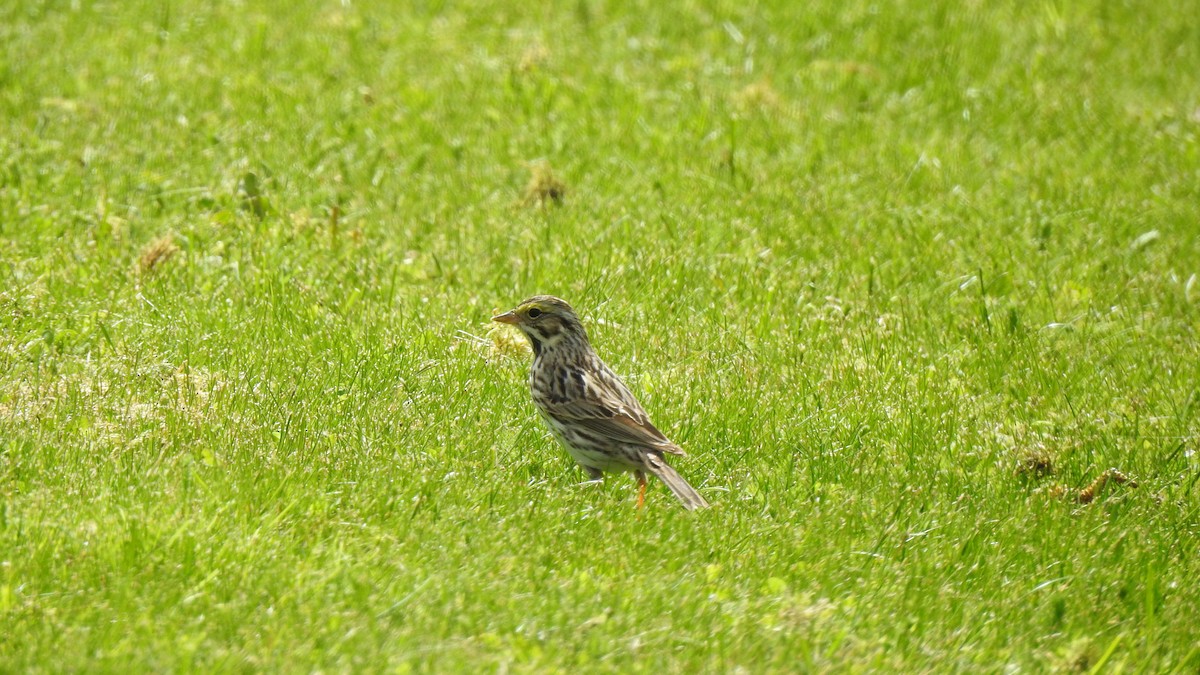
[2,0,1199,670]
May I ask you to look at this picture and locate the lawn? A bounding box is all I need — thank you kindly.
[2,0,1199,670]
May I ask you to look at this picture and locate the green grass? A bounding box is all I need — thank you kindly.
[2,0,1199,670]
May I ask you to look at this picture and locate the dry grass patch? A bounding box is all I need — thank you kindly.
[137,234,179,274]
[522,161,566,207]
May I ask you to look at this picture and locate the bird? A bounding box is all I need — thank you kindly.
[492,296,709,510]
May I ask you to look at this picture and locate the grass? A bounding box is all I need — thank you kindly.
[2,0,1199,670]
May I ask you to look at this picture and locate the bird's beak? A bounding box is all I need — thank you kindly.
[492,311,519,325]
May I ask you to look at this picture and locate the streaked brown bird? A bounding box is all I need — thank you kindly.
[493,296,709,510]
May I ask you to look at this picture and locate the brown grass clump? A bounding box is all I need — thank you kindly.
[450,319,532,364]
[518,44,550,72]
[1015,447,1055,478]
[482,307,532,361]
[486,321,532,360]
[1036,468,1138,504]
[1076,468,1137,504]
[522,162,566,207]
[732,79,782,111]
[138,234,179,274]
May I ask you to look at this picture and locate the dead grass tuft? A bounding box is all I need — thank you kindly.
[522,162,566,207]
[1035,468,1138,504]
[137,235,180,274]
[1015,447,1055,478]
[518,44,550,72]
[732,79,782,111]
[486,321,532,361]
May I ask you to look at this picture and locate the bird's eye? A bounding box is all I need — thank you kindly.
[527,308,542,319]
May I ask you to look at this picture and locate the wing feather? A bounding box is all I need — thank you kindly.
[539,362,684,456]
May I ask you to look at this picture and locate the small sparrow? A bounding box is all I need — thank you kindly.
[493,296,709,510]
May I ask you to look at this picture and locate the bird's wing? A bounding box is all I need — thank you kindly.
[540,365,685,456]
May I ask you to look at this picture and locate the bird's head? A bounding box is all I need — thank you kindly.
[492,295,588,356]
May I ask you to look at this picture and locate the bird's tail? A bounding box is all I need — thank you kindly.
[647,459,710,511]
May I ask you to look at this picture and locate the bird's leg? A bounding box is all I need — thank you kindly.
[579,466,604,486]
[635,470,648,510]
